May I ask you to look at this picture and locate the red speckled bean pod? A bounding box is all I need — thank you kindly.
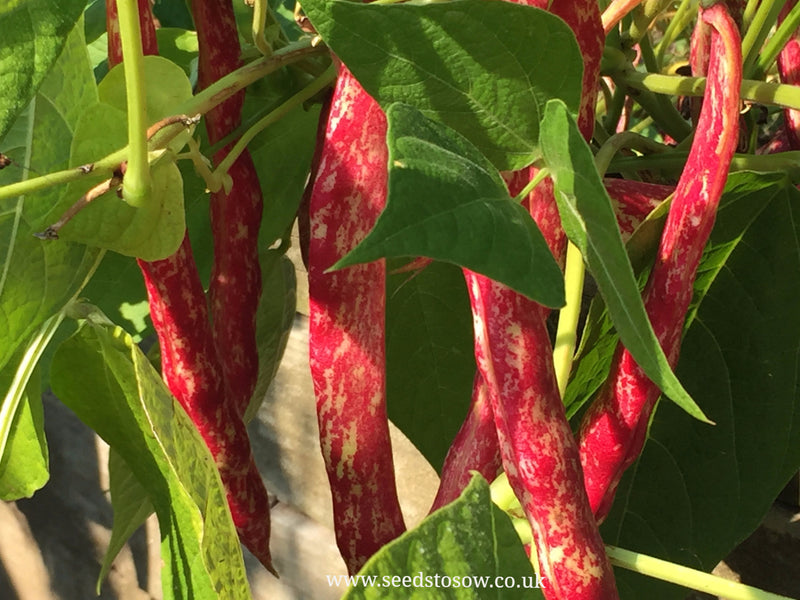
[139,246,274,574]
[430,373,501,512]
[465,270,619,600]
[188,0,274,570]
[450,3,617,596]
[578,3,742,522]
[191,0,263,419]
[107,0,275,572]
[603,178,674,240]
[307,64,405,575]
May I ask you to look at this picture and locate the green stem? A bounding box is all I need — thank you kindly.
[618,77,692,141]
[618,69,800,110]
[503,510,796,599]
[606,546,796,600]
[553,242,585,398]
[0,42,323,203]
[177,40,323,116]
[512,167,549,203]
[603,80,629,136]
[489,472,520,512]
[550,129,660,396]
[594,130,672,176]
[637,30,660,74]
[629,114,653,134]
[654,0,697,67]
[252,0,273,56]
[607,150,800,179]
[741,0,787,78]
[115,0,150,206]
[636,39,686,139]
[753,0,800,79]
[511,517,533,546]
[628,0,673,44]
[742,0,761,30]
[213,63,337,177]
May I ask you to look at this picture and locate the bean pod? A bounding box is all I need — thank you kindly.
[307,65,406,575]
[578,3,742,521]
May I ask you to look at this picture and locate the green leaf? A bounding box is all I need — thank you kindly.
[83,0,107,45]
[50,317,252,600]
[540,99,707,422]
[33,55,196,261]
[563,296,621,420]
[0,313,62,499]
[301,0,582,171]
[565,201,673,418]
[249,103,321,249]
[152,0,194,30]
[598,171,800,599]
[97,449,154,593]
[244,252,297,423]
[0,16,102,374]
[155,28,199,80]
[81,251,152,340]
[54,114,186,262]
[386,259,475,473]
[97,55,193,122]
[0,105,31,189]
[0,363,47,500]
[336,103,565,308]
[0,0,86,141]
[79,157,216,342]
[342,474,541,600]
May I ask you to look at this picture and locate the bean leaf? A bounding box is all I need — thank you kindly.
[51,316,252,600]
[301,0,582,171]
[602,171,800,599]
[0,0,85,140]
[342,474,541,600]
[335,103,565,309]
[540,99,708,422]
[386,258,475,473]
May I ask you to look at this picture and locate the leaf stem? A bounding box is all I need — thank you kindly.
[601,0,644,35]
[608,149,800,179]
[612,72,691,141]
[115,0,150,206]
[550,130,665,397]
[0,42,324,203]
[606,545,797,600]
[553,242,585,397]
[177,40,324,116]
[654,0,697,67]
[488,472,519,511]
[252,0,273,56]
[512,167,549,203]
[743,0,761,30]
[602,80,629,136]
[503,513,797,600]
[741,0,786,78]
[617,69,800,110]
[213,63,336,177]
[594,130,672,176]
[752,0,800,78]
